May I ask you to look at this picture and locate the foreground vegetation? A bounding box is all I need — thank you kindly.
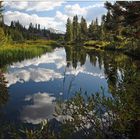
[0,88,139,138]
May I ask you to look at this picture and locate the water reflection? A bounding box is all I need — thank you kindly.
[0,46,139,125]
[10,48,66,69]
[65,46,87,68]
[0,71,8,108]
[21,92,55,124]
[5,68,63,87]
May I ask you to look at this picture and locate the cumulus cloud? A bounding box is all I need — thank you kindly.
[4,1,28,10]
[65,4,87,17]
[4,0,64,12]
[64,3,107,24]
[4,11,67,30]
[55,11,68,23]
[21,92,56,124]
[4,2,107,31]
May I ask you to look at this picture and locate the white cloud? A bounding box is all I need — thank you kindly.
[55,11,68,23]
[64,3,107,24]
[21,92,56,124]
[4,1,28,10]
[4,11,60,29]
[4,10,68,31]
[65,4,87,17]
[27,1,64,12]
[4,2,107,31]
[4,0,64,12]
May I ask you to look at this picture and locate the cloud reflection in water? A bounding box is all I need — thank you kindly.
[21,92,56,124]
[5,68,63,87]
[2,48,108,124]
[5,48,105,88]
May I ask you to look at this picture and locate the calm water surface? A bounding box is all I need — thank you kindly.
[0,47,139,125]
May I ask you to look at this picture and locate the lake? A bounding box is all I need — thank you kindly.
[0,46,140,126]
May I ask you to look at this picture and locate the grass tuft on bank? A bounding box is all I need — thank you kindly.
[0,40,59,68]
[84,39,140,59]
[84,40,110,50]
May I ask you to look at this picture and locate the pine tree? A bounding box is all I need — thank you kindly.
[10,21,14,28]
[77,22,81,41]
[65,18,73,42]
[29,23,33,31]
[72,15,79,41]
[105,1,140,38]
[100,18,105,40]
[88,20,94,39]
[80,16,88,41]
[38,24,40,31]
[35,24,37,30]
[93,18,100,40]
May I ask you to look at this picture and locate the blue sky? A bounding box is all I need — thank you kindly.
[3,0,108,32]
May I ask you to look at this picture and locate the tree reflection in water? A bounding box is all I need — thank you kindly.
[0,70,10,138]
[0,71,8,108]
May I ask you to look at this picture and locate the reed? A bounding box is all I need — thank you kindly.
[0,40,57,68]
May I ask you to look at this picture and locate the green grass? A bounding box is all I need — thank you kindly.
[0,40,55,57]
[84,40,110,50]
[84,39,129,51]
[0,40,58,68]
[25,39,60,48]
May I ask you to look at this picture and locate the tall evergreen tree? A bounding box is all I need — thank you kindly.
[38,24,40,31]
[10,21,14,28]
[88,20,94,39]
[65,18,73,42]
[72,15,79,41]
[77,22,81,41]
[29,23,33,31]
[80,16,88,41]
